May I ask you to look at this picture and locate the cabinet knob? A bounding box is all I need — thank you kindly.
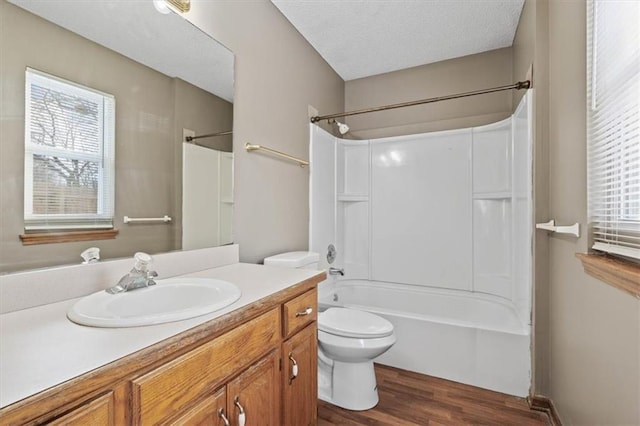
[289,353,298,384]
[217,408,230,426]
[234,396,246,426]
[295,307,313,317]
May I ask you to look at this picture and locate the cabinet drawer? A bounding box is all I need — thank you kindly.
[131,308,280,425]
[283,289,317,338]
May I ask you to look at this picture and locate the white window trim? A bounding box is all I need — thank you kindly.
[586,0,640,260]
[24,68,115,230]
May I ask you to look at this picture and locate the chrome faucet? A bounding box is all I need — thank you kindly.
[329,267,344,276]
[106,252,158,294]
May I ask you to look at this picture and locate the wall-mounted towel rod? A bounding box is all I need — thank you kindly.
[310,80,531,123]
[245,143,309,167]
[185,130,232,142]
[124,215,172,224]
[536,220,580,237]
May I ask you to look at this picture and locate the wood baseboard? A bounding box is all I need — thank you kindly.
[529,395,562,426]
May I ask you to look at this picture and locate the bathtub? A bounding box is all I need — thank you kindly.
[320,280,531,397]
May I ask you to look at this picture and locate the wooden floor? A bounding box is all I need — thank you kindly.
[318,364,550,425]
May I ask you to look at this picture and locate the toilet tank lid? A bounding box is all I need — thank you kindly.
[263,251,319,268]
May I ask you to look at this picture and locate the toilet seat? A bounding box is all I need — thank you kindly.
[319,307,393,339]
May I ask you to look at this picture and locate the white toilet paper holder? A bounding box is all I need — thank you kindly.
[536,220,580,238]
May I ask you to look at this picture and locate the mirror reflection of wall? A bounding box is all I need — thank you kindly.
[0,0,234,273]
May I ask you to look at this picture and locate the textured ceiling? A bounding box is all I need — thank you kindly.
[271,0,525,81]
[9,0,234,101]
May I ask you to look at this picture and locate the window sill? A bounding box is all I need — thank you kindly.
[576,253,640,298]
[20,229,119,246]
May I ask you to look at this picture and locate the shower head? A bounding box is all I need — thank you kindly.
[330,119,350,135]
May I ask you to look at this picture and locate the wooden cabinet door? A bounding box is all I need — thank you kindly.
[171,387,228,426]
[227,350,281,426]
[48,392,114,425]
[282,323,317,426]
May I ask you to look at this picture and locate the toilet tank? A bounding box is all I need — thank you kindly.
[264,251,319,270]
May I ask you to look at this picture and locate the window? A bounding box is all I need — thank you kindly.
[587,0,640,260]
[24,68,115,231]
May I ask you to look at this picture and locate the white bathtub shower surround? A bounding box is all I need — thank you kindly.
[182,143,234,250]
[310,91,533,396]
[371,129,473,291]
[321,281,530,397]
[309,124,337,273]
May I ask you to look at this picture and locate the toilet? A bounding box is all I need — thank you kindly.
[264,251,396,411]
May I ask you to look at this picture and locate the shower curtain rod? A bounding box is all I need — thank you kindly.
[185,130,233,142]
[309,80,531,123]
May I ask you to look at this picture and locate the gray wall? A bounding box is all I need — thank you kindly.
[173,78,233,154]
[185,1,344,264]
[547,0,640,423]
[0,1,232,272]
[344,47,514,139]
[515,0,640,424]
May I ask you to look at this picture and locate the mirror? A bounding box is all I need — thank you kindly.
[0,0,234,273]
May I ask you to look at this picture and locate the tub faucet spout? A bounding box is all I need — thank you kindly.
[329,267,344,276]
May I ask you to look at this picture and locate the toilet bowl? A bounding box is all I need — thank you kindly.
[263,251,396,411]
[317,307,396,410]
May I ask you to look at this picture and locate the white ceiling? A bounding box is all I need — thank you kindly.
[271,0,525,81]
[9,0,234,102]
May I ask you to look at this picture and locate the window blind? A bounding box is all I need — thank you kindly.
[587,0,640,260]
[24,68,115,230]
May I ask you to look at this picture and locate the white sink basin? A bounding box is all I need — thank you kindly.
[67,278,241,327]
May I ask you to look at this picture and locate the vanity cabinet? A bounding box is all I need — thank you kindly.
[0,280,320,426]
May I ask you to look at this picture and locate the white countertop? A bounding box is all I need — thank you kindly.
[0,263,322,408]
